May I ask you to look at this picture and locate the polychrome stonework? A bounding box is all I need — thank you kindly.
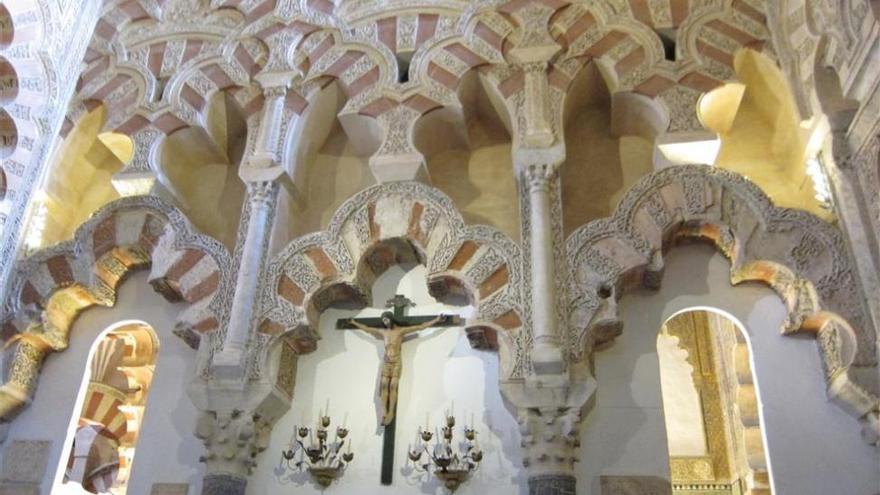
[0,1,876,495]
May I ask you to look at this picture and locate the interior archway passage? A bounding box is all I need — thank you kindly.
[658,309,771,494]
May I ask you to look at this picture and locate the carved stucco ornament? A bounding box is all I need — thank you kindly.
[565,164,880,444]
[0,196,233,426]
[256,180,527,380]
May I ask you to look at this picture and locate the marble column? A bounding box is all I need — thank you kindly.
[212,179,278,374]
[212,84,287,377]
[521,161,564,374]
[198,81,291,493]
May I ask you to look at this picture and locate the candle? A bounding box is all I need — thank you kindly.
[425,412,429,429]
[471,412,475,428]
[325,398,330,417]
[451,400,455,418]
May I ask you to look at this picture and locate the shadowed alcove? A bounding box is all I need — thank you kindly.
[560,62,654,237]
[159,90,247,249]
[417,70,520,241]
[27,103,132,249]
[270,81,376,255]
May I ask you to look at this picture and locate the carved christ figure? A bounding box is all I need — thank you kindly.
[348,312,444,425]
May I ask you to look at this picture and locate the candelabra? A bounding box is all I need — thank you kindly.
[281,414,354,487]
[408,414,483,492]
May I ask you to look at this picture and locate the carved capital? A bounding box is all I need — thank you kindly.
[830,129,854,170]
[262,85,288,100]
[522,61,548,75]
[518,407,582,477]
[522,163,559,192]
[195,409,271,479]
[502,373,595,479]
[246,180,278,209]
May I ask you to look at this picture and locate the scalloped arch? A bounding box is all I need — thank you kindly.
[259,181,527,379]
[0,196,232,423]
[566,164,879,442]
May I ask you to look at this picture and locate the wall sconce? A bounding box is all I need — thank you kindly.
[408,414,482,492]
[281,413,354,487]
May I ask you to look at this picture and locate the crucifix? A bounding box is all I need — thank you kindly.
[336,294,461,485]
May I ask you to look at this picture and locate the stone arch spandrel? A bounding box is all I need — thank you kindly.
[259,181,526,383]
[566,164,879,443]
[0,196,233,424]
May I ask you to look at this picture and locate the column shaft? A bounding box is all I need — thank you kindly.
[213,84,287,369]
[524,164,563,370]
[220,182,276,356]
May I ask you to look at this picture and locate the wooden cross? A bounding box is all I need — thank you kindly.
[336,294,461,485]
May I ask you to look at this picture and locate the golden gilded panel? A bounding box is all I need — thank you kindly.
[664,311,733,484]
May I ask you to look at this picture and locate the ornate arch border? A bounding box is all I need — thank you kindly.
[0,196,232,423]
[258,181,527,380]
[566,165,879,442]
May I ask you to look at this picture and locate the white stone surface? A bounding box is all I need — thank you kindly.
[657,333,707,457]
[248,265,526,495]
[2,273,204,495]
[578,244,880,495]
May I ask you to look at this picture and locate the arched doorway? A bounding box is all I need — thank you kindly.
[54,321,158,494]
[658,309,772,494]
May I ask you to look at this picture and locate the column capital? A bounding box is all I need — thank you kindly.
[195,408,271,493]
[522,162,559,191]
[262,85,288,99]
[521,60,549,74]
[254,70,297,94]
[513,145,565,176]
[245,180,278,208]
[502,375,595,481]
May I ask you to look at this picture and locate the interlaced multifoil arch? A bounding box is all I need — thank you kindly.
[566,165,879,443]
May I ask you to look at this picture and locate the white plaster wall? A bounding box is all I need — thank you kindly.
[657,333,707,456]
[1,272,205,495]
[249,265,526,495]
[578,244,880,495]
